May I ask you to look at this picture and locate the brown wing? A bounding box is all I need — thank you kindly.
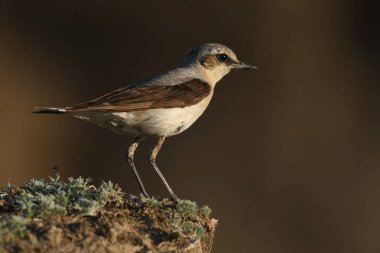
[68,79,211,112]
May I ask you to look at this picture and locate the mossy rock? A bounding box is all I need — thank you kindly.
[0,173,217,253]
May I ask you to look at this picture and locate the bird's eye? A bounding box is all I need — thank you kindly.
[216,53,228,62]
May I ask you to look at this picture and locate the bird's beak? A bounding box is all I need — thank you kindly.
[232,61,258,71]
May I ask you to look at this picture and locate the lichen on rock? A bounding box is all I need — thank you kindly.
[0,172,217,253]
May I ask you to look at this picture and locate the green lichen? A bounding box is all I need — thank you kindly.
[172,200,209,236]
[139,194,161,207]
[200,205,212,219]
[0,173,215,250]
[1,174,124,219]
[128,196,213,238]
[0,173,125,244]
[0,215,29,243]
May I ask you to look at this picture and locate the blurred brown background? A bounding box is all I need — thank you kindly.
[0,1,379,252]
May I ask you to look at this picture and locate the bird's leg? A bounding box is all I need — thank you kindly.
[149,136,178,201]
[127,137,149,197]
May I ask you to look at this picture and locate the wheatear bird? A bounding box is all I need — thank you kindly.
[34,43,256,201]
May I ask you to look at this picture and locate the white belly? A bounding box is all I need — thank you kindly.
[73,94,213,137]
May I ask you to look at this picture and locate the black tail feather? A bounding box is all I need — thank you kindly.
[33,107,67,114]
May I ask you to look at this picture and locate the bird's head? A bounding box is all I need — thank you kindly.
[182,43,257,83]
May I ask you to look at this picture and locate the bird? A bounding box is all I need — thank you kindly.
[34,43,257,201]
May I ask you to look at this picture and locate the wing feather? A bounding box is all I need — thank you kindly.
[67,79,211,112]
